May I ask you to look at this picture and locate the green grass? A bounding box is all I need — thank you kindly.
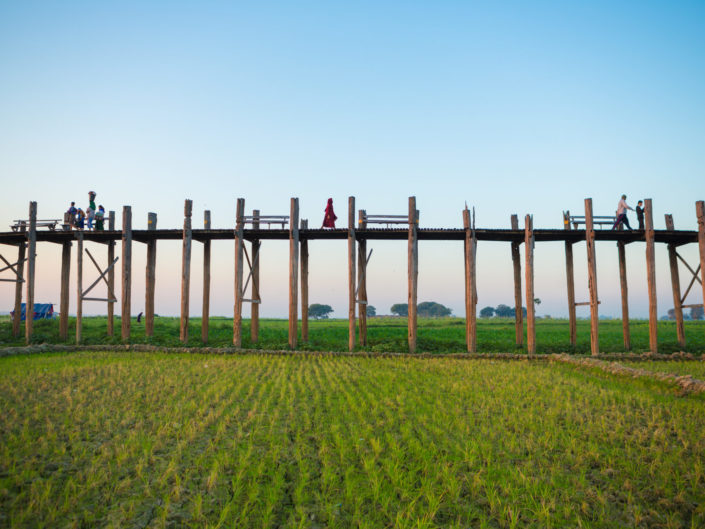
[627,360,705,379]
[1,352,704,528]
[2,315,704,354]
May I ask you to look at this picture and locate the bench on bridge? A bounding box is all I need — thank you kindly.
[241,215,288,229]
[359,213,419,228]
[563,212,616,230]
[10,219,63,232]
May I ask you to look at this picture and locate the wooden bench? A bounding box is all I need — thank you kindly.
[564,214,616,230]
[241,215,289,229]
[10,219,62,232]
[359,213,419,228]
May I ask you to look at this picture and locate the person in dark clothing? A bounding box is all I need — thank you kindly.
[322,198,337,228]
[636,200,644,230]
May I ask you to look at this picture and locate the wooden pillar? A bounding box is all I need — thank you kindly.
[25,201,37,344]
[145,212,157,337]
[357,210,368,346]
[617,241,631,350]
[76,232,83,344]
[509,215,523,346]
[665,214,685,348]
[524,214,535,354]
[202,210,211,344]
[563,211,577,346]
[107,211,116,336]
[59,241,71,340]
[300,218,309,342]
[233,198,245,347]
[644,199,658,353]
[180,199,193,343]
[697,201,705,327]
[408,197,418,353]
[348,197,356,351]
[251,210,261,343]
[585,198,599,356]
[121,206,132,341]
[463,209,477,353]
[12,242,25,338]
[288,198,300,349]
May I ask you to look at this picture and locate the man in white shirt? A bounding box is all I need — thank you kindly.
[611,194,633,230]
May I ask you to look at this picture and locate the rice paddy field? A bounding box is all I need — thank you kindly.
[1,351,704,528]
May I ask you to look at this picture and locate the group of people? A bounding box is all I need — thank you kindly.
[612,195,645,231]
[66,191,106,230]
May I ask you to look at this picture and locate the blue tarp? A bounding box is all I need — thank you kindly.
[11,303,54,321]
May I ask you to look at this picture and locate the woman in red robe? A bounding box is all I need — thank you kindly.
[322,198,337,228]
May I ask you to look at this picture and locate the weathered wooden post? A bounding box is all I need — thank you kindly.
[76,231,83,344]
[563,211,577,346]
[59,240,71,340]
[408,196,418,353]
[617,241,631,350]
[357,210,368,346]
[463,208,477,353]
[25,201,37,344]
[202,210,211,344]
[251,210,261,343]
[644,199,658,353]
[300,218,309,342]
[510,215,523,346]
[585,198,599,355]
[121,206,132,341]
[180,199,193,343]
[12,242,25,338]
[524,214,535,354]
[289,198,300,349]
[698,201,705,326]
[348,196,356,351]
[107,211,116,336]
[233,198,245,347]
[145,212,157,337]
[665,214,685,348]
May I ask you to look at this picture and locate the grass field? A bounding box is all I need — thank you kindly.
[2,315,705,355]
[1,352,704,528]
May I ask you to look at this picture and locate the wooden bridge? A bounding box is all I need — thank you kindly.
[2,197,704,355]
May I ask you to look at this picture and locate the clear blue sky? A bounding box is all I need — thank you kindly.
[1,1,704,319]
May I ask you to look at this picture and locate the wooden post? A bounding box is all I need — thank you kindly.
[12,242,25,338]
[121,206,132,341]
[288,198,300,349]
[300,218,309,342]
[463,208,477,353]
[348,197,356,351]
[665,214,685,348]
[357,210,368,346]
[202,210,211,344]
[617,241,631,350]
[524,214,535,354]
[251,210,260,343]
[25,201,37,344]
[408,197,418,353]
[233,198,245,347]
[107,211,115,336]
[76,232,83,344]
[697,201,705,327]
[59,241,71,340]
[510,215,523,346]
[145,212,157,337]
[563,211,577,346]
[585,198,599,356]
[180,200,193,343]
[644,199,658,353]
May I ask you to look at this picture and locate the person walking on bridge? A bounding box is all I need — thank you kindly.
[322,198,337,228]
[611,194,633,230]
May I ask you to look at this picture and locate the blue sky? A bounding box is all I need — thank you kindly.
[1,1,703,319]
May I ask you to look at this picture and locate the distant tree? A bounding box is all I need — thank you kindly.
[509,306,528,317]
[691,305,704,320]
[390,304,408,317]
[667,308,676,320]
[480,306,495,318]
[366,305,376,317]
[534,298,541,306]
[495,304,513,318]
[418,302,452,317]
[308,304,333,319]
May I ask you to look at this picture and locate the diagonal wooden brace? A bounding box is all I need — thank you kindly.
[355,248,373,299]
[242,244,261,303]
[0,253,31,281]
[82,248,119,301]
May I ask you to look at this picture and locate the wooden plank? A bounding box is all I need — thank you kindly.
[463,208,477,353]
[510,214,523,346]
[121,206,132,341]
[563,211,577,346]
[25,202,37,344]
[12,242,25,338]
[107,211,115,336]
[644,199,658,353]
[524,214,535,354]
[348,196,356,352]
[665,214,685,347]
[300,218,309,342]
[617,241,631,350]
[289,198,300,349]
[251,210,260,343]
[585,198,599,355]
[76,232,83,344]
[408,196,418,353]
[59,241,71,340]
[233,198,245,347]
[145,212,157,337]
[696,201,705,329]
[180,200,193,343]
[357,210,367,346]
[202,210,211,344]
